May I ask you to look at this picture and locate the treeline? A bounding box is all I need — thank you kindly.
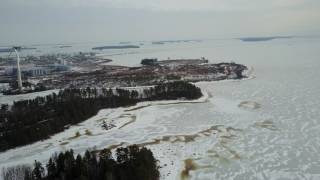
[0,81,202,152]
[2,145,159,180]
[144,81,202,100]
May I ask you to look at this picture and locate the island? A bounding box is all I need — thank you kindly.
[92,45,140,50]
[48,59,247,89]
[239,36,293,42]
[1,53,247,93]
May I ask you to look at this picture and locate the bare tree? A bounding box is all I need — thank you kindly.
[2,165,32,180]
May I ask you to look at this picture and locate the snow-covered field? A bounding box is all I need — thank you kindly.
[1,37,320,180]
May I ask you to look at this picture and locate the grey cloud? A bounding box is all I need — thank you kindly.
[0,0,319,45]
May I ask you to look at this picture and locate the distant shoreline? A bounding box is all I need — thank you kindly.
[92,45,140,50]
[238,36,293,42]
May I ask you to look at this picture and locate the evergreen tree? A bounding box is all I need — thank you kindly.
[32,161,44,180]
[46,158,57,179]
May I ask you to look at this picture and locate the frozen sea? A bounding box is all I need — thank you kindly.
[1,37,320,180]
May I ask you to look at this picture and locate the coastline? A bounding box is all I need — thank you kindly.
[0,73,253,180]
[0,86,209,168]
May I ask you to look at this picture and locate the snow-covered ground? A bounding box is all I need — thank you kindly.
[0,82,254,180]
[0,87,211,178]
[1,37,320,180]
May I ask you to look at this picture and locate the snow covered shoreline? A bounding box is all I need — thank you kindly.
[0,85,210,177]
[0,67,261,180]
[0,70,262,180]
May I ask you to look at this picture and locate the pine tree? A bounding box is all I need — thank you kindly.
[32,161,44,180]
[46,158,56,179]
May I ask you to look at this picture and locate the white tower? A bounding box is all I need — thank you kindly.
[13,47,23,91]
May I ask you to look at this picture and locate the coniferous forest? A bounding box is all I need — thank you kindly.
[0,81,202,152]
[2,145,160,180]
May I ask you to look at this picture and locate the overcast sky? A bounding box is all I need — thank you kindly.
[0,0,319,45]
